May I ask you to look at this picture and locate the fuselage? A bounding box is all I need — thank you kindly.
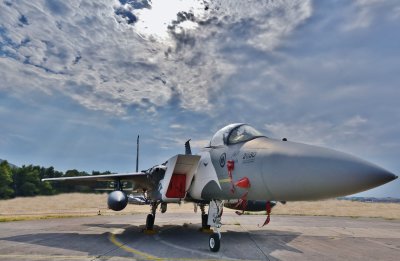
[188,124,397,202]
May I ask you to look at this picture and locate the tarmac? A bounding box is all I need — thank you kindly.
[0,212,399,261]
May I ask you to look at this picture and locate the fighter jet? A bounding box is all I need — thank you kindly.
[42,123,397,252]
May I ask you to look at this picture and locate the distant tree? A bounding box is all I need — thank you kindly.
[2,159,121,197]
[39,181,54,195]
[92,171,101,176]
[19,181,39,196]
[43,167,64,193]
[65,169,80,177]
[12,165,43,197]
[59,169,91,193]
[36,166,56,195]
[92,170,113,191]
[0,161,14,199]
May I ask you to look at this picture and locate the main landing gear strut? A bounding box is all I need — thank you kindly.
[145,202,158,231]
[145,201,168,232]
[200,203,211,231]
[144,200,224,251]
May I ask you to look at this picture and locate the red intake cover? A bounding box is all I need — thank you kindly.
[166,174,186,198]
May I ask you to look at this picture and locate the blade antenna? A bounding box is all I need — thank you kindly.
[136,135,139,172]
[185,139,192,155]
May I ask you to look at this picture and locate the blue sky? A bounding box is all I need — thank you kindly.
[1,0,399,197]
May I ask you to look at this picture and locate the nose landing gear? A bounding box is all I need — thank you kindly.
[207,199,224,252]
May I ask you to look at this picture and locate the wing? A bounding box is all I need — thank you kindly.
[42,172,151,190]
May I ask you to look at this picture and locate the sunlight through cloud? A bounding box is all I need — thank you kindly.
[132,0,206,42]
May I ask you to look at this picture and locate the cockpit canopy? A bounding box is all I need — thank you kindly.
[209,123,265,147]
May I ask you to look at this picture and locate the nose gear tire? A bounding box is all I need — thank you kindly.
[209,233,220,252]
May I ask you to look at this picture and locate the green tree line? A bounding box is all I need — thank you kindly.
[0,160,112,199]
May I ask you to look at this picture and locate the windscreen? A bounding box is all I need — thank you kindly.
[228,125,264,144]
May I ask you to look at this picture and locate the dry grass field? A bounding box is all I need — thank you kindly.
[272,199,400,219]
[0,193,399,222]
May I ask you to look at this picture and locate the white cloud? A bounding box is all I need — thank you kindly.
[247,1,312,51]
[161,136,209,151]
[390,6,400,20]
[264,116,370,148]
[342,0,400,31]
[169,124,185,129]
[342,4,373,31]
[343,115,368,128]
[129,0,206,41]
[265,121,333,146]
[0,0,312,115]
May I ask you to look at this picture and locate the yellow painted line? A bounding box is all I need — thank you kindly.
[0,254,96,260]
[109,226,235,261]
[108,232,161,260]
[219,178,231,183]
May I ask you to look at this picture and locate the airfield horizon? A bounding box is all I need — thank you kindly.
[1,193,399,222]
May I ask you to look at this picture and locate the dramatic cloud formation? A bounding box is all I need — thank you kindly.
[0,0,312,114]
[1,0,399,197]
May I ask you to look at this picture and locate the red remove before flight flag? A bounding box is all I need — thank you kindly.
[227,160,235,193]
[227,160,234,172]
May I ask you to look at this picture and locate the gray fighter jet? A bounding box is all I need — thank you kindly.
[42,123,397,252]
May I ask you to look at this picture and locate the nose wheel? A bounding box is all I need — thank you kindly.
[209,233,220,252]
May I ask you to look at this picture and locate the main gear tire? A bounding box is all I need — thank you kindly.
[146,214,154,230]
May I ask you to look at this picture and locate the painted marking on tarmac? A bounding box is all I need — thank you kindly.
[109,225,245,261]
[109,229,160,260]
[219,178,231,183]
[0,254,97,260]
[154,225,240,261]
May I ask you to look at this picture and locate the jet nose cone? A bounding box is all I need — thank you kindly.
[383,171,397,184]
[309,150,397,197]
[375,169,397,182]
[254,138,398,200]
[361,165,397,188]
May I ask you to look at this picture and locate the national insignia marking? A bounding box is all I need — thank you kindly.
[219,153,226,168]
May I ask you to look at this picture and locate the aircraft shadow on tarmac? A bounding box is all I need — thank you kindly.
[1,224,302,260]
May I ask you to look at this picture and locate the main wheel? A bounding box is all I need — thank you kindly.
[209,233,220,252]
[146,214,154,230]
[160,202,167,213]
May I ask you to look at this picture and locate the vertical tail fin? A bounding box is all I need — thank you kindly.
[185,139,192,155]
[136,135,139,172]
